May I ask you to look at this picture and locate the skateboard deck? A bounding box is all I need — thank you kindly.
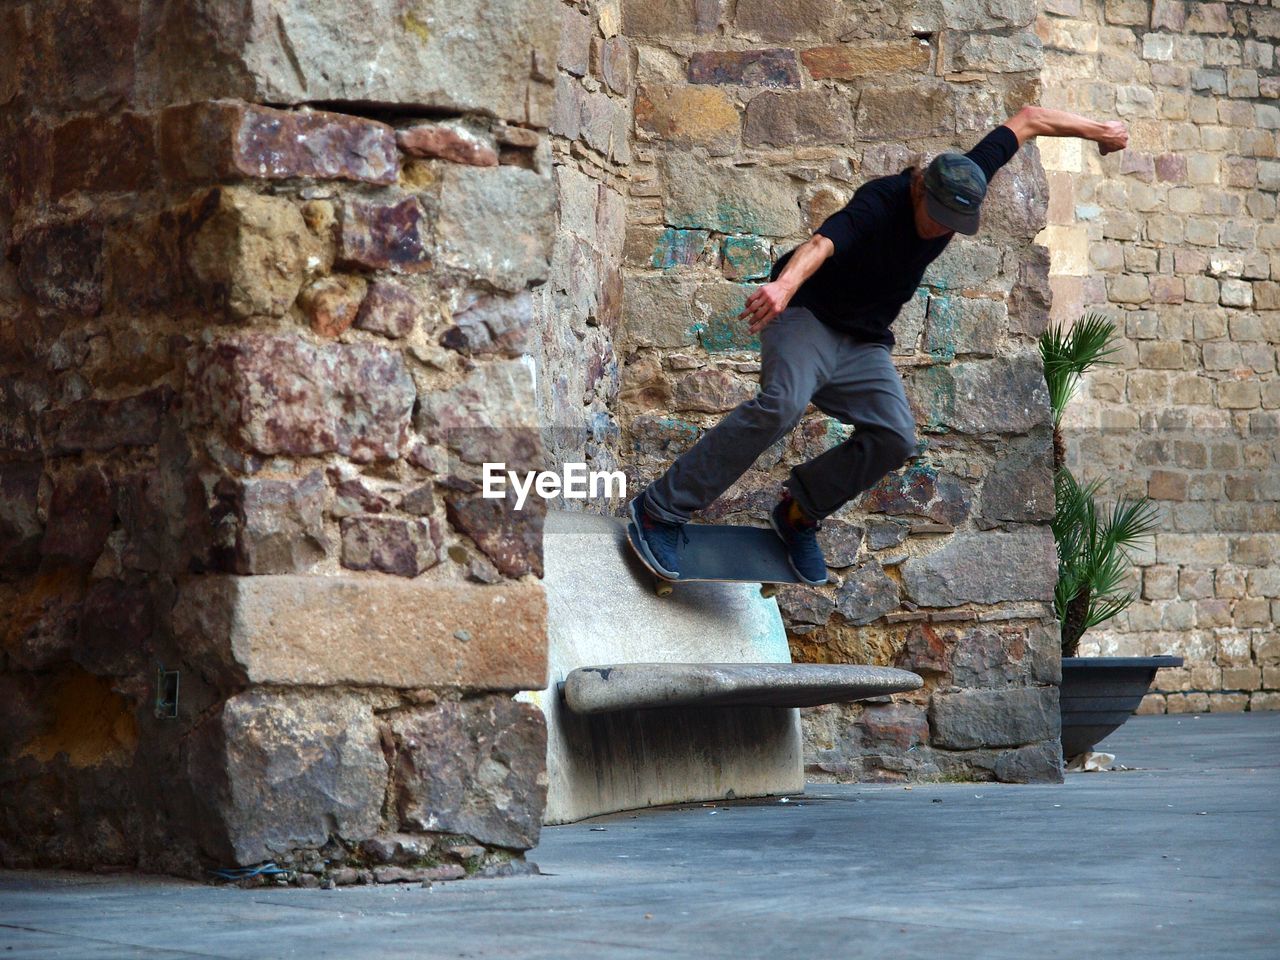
[626,520,807,597]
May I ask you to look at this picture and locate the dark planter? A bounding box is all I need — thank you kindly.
[1060,655,1184,759]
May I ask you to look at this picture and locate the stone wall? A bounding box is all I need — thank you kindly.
[1,0,557,880]
[1037,0,1280,713]
[614,1,1065,783]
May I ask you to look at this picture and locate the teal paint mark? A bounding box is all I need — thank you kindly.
[926,292,958,362]
[651,228,710,271]
[691,316,760,353]
[722,235,771,280]
[914,364,955,432]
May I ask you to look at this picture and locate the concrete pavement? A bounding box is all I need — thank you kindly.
[2,711,1277,959]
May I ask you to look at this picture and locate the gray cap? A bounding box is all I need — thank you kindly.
[922,152,988,235]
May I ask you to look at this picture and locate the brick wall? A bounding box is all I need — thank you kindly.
[613,0,1066,783]
[1037,0,1280,713]
[1,0,557,879]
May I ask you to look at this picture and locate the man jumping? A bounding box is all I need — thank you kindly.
[628,106,1129,584]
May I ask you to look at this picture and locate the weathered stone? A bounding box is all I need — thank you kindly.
[776,584,837,627]
[188,690,387,865]
[161,100,399,184]
[977,434,1055,525]
[596,36,632,96]
[622,0,721,36]
[744,89,855,147]
[866,519,909,550]
[42,388,171,455]
[661,151,803,236]
[42,467,112,566]
[992,741,1063,783]
[688,49,800,87]
[155,0,557,125]
[672,368,755,413]
[437,165,554,291]
[929,686,1059,749]
[73,579,158,676]
[299,275,368,338]
[192,335,415,462]
[0,462,43,569]
[856,85,953,140]
[948,31,1044,74]
[859,463,972,526]
[924,296,1006,359]
[341,516,439,578]
[440,291,533,357]
[16,220,104,315]
[445,492,544,578]
[857,702,929,751]
[21,0,138,110]
[816,519,863,567]
[398,484,436,517]
[49,113,157,198]
[185,187,322,319]
[331,478,392,518]
[391,697,547,849]
[635,84,740,154]
[802,41,930,79]
[355,279,419,339]
[338,196,430,273]
[214,470,327,575]
[895,621,952,675]
[176,574,546,692]
[904,355,1051,435]
[721,235,772,281]
[692,282,759,352]
[835,560,900,624]
[416,360,540,470]
[397,121,498,166]
[0,376,50,459]
[2,570,86,670]
[900,528,1058,606]
[734,0,836,40]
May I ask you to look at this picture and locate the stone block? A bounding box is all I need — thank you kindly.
[904,354,1051,435]
[174,574,547,690]
[734,0,837,41]
[41,467,112,566]
[947,32,1043,74]
[156,0,558,125]
[215,470,328,575]
[441,290,533,357]
[192,334,415,461]
[416,360,539,468]
[557,4,592,77]
[621,276,700,349]
[929,686,1059,749]
[924,296,1006,359]
[397,120,498,166]
[901,528,1058,606]
[0,462,44,569]
[660,152,803,236]
[340,516,440,578]
[622,0,720,36]
[722,235,772,281]
[445,491,544,578]
[859,463,972,526]
[188,690,387,865]
[161,100,398,184]
[596,36,632,95]
[672,369,755,413]
[801,41,929,79]
[635,84,741,154]
[184,187,322,319]
[977,437,1055,525]
[338,195,430,273]
[42,388,171,456]
[300,275,367,338]
[688,49,800,87]
[390,697,547,849]
[744,89,854,147]
[856,85,953,140]
[48,113,157,198]
[356,278,420,339]
[693,282,759,352]
[15,219,104,316]
[835,560,900,625]
[437,165,554,291]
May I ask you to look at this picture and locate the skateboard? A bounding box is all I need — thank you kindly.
[625,520,807,598]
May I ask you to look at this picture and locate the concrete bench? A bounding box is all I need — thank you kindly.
[530,511,922,824]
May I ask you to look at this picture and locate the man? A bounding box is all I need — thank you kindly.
[629,105,1129,584]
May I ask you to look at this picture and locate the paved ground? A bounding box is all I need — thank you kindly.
[2,712,1277,959]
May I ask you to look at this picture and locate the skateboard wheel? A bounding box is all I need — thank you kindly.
[760,583,779,599]
[655,580,674,598]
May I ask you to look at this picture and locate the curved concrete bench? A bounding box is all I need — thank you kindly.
[530,511,923,824]
[564,663,923,713]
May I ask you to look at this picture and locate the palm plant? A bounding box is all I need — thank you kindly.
[1039,313,1162,657]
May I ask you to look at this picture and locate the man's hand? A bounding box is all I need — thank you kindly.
[738,281,793,335]
[1096,120,1129,155]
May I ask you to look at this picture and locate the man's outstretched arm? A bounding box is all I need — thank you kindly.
[738,234,834,334]
[1003,105,1129,154]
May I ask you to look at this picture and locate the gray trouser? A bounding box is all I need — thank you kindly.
[644,306,918,524]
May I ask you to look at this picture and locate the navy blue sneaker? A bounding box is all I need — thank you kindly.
[628,492,686,579]
[770,493,828,585]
